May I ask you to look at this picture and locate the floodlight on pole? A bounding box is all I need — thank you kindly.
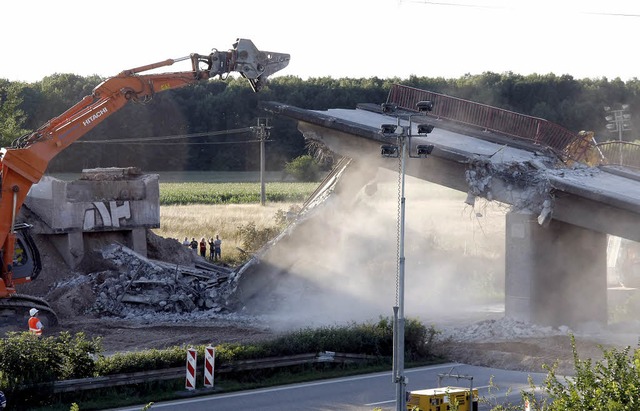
[604,104,632,141]
[378,101,435,411]
[381,144,399,157]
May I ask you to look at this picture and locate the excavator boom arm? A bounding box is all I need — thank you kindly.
[0,39,289,299]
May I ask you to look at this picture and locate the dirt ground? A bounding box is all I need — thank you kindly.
[12,228,277,354]
[8,218,623,379]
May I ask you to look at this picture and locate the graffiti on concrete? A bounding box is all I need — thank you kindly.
[83,201,131,230]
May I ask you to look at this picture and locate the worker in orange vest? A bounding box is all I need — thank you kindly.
[28,308,43,336]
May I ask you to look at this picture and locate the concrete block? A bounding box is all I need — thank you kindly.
[26,169,160,233]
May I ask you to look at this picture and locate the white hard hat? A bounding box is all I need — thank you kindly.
[29,308,39,316]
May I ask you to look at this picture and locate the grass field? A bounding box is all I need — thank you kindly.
[153,202,301,264]
[152,176,317,263]
[159,182,316,205]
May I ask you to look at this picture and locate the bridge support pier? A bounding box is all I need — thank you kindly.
[505,211,608,328]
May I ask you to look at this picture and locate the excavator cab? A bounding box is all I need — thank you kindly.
[11,223,42,281]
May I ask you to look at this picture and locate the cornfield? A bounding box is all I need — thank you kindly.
[159,182,317,205]
[154,181,317,264]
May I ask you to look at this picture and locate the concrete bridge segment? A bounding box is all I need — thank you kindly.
[261,100,640,328]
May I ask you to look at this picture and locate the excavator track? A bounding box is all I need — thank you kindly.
[0,294,58,329]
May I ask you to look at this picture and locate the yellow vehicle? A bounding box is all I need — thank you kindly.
[407,386,478,411]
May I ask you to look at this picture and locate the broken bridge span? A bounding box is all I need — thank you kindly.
[261,85,640,328]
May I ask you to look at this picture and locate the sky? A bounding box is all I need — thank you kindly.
[2,0,640,83]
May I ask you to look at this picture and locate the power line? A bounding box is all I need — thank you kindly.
[401,0,640,17]
[75,127,253,144]
[400,0,496,9]
[96,139,271,146]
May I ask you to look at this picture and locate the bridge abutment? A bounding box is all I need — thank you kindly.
[505,211,608,328]
[25,168,159,268]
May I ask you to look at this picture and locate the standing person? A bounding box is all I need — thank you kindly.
[208,237,215,261]
[0,390,6,409]
[189,237,198,253]
[199,237,207,258]
[182,237,190,247]
[28,308,43,336]
[213,234,222,261]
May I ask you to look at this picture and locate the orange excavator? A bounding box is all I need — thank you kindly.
[0,39,289,327]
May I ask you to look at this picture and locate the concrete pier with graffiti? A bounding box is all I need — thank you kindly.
[25,167,159,268]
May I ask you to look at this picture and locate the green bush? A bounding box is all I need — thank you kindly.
[214,343,271,362]
[0,331,102,408]
[284,155,320,182]
[0,332,62,390]
[95,318,438,377]
[250,317,438,360]
[1,321,440,409]
[96,346,185,376]
[56,332,102,380]
[0,332,102,391]
[236,221,281,252]
[517,334,640,411]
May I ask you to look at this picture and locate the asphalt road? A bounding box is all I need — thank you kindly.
[113,363,548,411]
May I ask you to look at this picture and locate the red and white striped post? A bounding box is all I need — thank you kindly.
[185,347,197,390]
[204,345,215,388]
[524,398,531,411]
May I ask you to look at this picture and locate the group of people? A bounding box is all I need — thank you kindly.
[183,235,222,261]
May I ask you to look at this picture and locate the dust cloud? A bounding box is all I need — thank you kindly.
[237,162,507,331]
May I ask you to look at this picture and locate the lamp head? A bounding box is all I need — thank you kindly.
[416,100,434,112]
[381,103,398,113]
[381,144,399,157]
[417,124,435,135]
[380,124,398,135]
[416,144,434,157]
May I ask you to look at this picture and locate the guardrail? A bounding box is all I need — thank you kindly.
[596,141,640,169]
[50,352,380,393]
[387,84,592,163]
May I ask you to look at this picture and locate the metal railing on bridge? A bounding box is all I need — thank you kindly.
[387,84,593,164]
[596,141,640,169]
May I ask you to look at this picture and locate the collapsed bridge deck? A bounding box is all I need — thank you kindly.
[261,88,640,328]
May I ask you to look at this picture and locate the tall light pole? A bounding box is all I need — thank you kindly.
[379,101,435,411]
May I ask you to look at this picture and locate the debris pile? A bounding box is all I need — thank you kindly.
[91,244,238,317]
[439,317,567,343]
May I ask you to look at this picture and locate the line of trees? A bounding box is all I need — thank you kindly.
[1,72,639,173]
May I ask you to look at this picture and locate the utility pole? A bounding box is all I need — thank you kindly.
[253,118,271,206]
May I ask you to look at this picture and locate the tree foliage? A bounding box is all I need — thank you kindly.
[284,154,321,182]
[520,335,640,411]
[1,72,640,173]
[0,79,28,146]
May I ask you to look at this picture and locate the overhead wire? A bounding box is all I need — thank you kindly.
[400,0,640,17]
[74,127,260,145]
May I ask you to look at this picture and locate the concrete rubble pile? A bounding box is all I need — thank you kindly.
[91,244,237,317]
